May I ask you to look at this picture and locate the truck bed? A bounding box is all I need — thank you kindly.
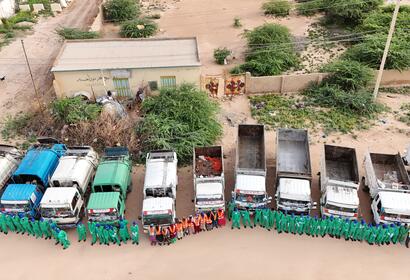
[325,145,358,182]
[277,129,310,175]
[194,146,223,177]
[237,125,265,170]
[370,153,408,184]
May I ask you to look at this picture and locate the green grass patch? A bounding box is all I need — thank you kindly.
[380,86,410,95]
[120,18,158,38]
[1,114,32,140]
[398,103,410,126]
[51,97,102,124]
[262,0,292,17]
[57,27,100,39]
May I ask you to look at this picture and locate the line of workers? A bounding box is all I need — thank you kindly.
[83,219,140,246]
[228,206,410,246]
[0,212,70,249]
[148,208,226,246]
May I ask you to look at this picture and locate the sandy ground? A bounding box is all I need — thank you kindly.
[0,0,101,119]
[1,93,410,280]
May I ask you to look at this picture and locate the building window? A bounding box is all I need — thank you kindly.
[113,78,132,97]
[160,76,176,88]
[148,81,158,91]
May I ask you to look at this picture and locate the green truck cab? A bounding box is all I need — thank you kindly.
[86,147,132,224]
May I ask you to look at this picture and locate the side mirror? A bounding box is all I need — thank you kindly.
[268,196,272,200]
[313,202,318,206]
[137,216,142,220]
[274,194,278,199]
[312,206,317,210]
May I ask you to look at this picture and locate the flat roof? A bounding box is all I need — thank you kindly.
[51,37,201,72]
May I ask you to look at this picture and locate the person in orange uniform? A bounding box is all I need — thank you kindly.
[217,208,226,227]
[169,223,177,244]
[209,211,218,229]
[149,224,156,246]
[156,225,163,246]
[182,217,189,236]
[205,213,213,231]
[188,216,195,235]
[194,214,201,234]
[176,220,184,240]
[200,213,206,231]
[162,226,170,245]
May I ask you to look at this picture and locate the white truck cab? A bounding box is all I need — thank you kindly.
[276,178,312,213]
[142,197,175,230]
[40,187,83,226]
[371,191,410,225]
[196,182,224,210]
[0,145,22,190]
[234,174,269,209]
[321,185,359,219]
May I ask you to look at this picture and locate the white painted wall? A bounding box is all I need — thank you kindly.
[0,0,15,19]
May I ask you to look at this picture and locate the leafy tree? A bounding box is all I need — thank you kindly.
[120,18,158,38]
[103,0,140,22]
[214,48,232,65]
[262,0,292,17]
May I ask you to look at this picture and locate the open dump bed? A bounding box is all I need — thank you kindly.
[325,145,359,183]
[194,146,223,177]
[237,124,265,170]
[277,129,311,176]
[370,153,409,184]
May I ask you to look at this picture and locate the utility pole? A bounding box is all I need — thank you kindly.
[373,0,401,100]
[21,39,43,113]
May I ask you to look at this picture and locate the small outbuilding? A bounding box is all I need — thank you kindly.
[51,37,201,99]
[0,0,15,19]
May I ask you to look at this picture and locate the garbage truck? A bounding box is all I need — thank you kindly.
[275,128,315,215]
[232,124,270,211]
[0,138,66,218]
[364,152,410,225]
[320,145,360,220]
[193,146,225,212]
[86,147,132,224]
[0,145,22,191]
[40,146,99,227]
[141,150,177,230]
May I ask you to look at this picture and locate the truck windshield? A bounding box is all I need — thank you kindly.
[41,207,73,218]
[143,214,173,226]
[197,195,223,202]
[382,212,410,220]
[325,203,357,213]
[88,210,118,221]
[93,185,120,192]
[280,198,309,206]
[236,193,265,203]
[145,187,173,198]
[2,202,30,212]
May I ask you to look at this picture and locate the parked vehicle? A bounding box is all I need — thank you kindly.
[364,152,410,225]
[0,138,66,218]
[232,124,270,211]
[320,145,360,220]
[402,144,410,177]
[141,150,177,230]
[193,146,225,212]
[0,145,22,191]
[40,146,99,227]
[86,147,132,224]
[275,128,315,215]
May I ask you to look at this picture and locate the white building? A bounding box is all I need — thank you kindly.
[0,0,15,19]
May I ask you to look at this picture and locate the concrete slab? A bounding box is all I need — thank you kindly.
[51,3,63,12]
[19,4,31,12]
[32,4,45,13]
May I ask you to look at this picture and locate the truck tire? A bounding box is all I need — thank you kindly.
[127,180,133,193]
[362,177,369,192]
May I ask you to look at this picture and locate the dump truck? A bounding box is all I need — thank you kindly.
[320,145,360,220]
[40,146,99,227]
[364,152,410,225]
[0,145,22,191]
[0,138,66,218]
[193,146,225,212]
[232,124,270,211]
[141,150,177,230]
[275,128,315,215]
[86,147,132,224]
[402,144,410,177]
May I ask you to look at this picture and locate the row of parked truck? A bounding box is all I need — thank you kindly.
[0,124,409,230]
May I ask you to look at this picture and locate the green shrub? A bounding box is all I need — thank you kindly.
[120,18,158,38]
[1,114,32,140]
[214,48,231,65]
[103,0,140,22]
[358,5,410,33]
[233,17,242,28]
[57,27,100,39]
[51,97,102,124]
[137,84,222,164]
[296,0,324,16]
[343,32,410,70]
[321,59,374,91]
[322,0,383,26]
[7,11,36,25]
[262,0,292,17]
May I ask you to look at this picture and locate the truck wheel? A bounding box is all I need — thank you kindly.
[361,177,369,192]
[127,180,133,193]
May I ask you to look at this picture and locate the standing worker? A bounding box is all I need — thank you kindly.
[31,218,42,239]
[182,217,189,236]
[217,209,226,227]
[5,213,16,233]
[240,210,253,229]
[193,214,201,234]
[119,218,130,240]
[148,224,156,246]
[119,224,129,244]
[188,216,195,235]
[110,226,121,246]
[76,222,87,242]
[0,212,8,234]
[156,225,163,245]
[12,214,23,234]
[88,221,97,245]
[39,218,51,239]
[130,221,139,245]
[21,215,33,236]
[228,198,235,221]
[254,208,262,227]
[176,220,184,240]
[169,223,177,243]
[209,211,218,229]
[261,209,270,230]
[57,228,70,250]
[231,208,241,230]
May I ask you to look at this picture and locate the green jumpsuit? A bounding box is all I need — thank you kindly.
[12,215,23,233]
[0,213,8,234]
[119,219,130,239]
[130,223,139,245]
[391,225,400,244]
[76,223,87,242]
[5,214,16,232]
[310,218,319,237]
[288,215,296,234]
[303,217,311,235]
[58,230,70,249]
[103,227,110,245]
[231,210,241,229]
[367,226,377,245]
[21,217,33,235]
[254,209,262,227]
[340,220,350,240]
[333,218,342,238]
[349,221,359,240]
[261,209,270,230]
[88,221,97,245]
[268,210,275,230]
[240,210,253,229]
[109,227,121,246]
[282,215,290,233]
[296,216,304,235]
[398,225,409,244]
[31,219,42,238]
[96,225,105,245]
[228,200,235,221]
[374,226,384,245]
[319,218,328,237]
[39,219,51,239]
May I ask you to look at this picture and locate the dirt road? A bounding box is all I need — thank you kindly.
[0,0,101,119]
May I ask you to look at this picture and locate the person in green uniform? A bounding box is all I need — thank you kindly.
[268,210,276,230]
[254,209,262,227]
[31,218,42,239]
[12,214,23,234]
[274,211,282,231]
[231,208,241,230]
[119,218,130,240]
[57,229,70,249]
[367,225,377,245]
[333,217,342,239]
[76,222,87,242]
[353,220,365,241]
[103,225,111,245]
[261,209,270,230]
[398,224,409,244]
[88,221,97,245]
[362,223,371,242]
[319,216,328,237]
[95,224,105,245]
[340,219,350,240]
[39,218,51,239]
[119,224,129,244]
[349,220,359,241]
[50,223,59,243]
[390,223,400,244]
[296,215,304,235]
[21,215,33,236]
[374,225,384,245]
[5,213,16,232]
[0,212,8,234]
[303,215,311,236]
[109,226,121,246]
[240,210,253,229]
[310,216,319,237]
[288,214,296,234]
[228,198,235,221]
[130,221,139,245]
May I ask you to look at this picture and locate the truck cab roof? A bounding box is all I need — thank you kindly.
[13,144,66,186]
[278,178,311,201]
[87,192,120,210]
[92,161,130,187]
[379,191,410,215]
[326,185,359,206]
[1,184,37,202]
[236,174,266,193]
[143,197,173,213]
[144,154,177,189]
[196,182,223,196]
[41,187,77,205]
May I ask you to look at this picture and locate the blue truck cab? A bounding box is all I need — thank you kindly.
[0,138,66,218]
